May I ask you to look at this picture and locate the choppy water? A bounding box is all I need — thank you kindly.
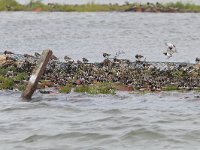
[0,12,200,63]
[1,11,200,149]
[1,91,200,150]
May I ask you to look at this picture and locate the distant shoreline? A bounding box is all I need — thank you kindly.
[1,0,200,13]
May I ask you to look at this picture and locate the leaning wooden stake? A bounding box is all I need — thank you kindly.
[21,49,53,101]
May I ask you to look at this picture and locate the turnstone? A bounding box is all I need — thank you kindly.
[103,53,111,59]
[64,56,71,62]
[196,57,200,63]
[82,57,88,63]
[4,50,14,55]
[135,54,144,61]
[34,52,41,58]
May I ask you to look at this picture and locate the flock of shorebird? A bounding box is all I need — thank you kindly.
[135,42,177,61]
[62,42,178,64]
[104,42,198,64]
[61,42,200,64]
[65,42,179,63]
[2,42,199,64]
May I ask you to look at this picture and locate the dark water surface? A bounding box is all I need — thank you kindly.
[1,12,200,150]
[1,91,200,150]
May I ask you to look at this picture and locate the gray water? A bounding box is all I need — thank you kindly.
[1,91,200,150]
[1,12,200,150]
[0,12,200,63]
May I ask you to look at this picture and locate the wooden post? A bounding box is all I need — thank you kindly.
[21,49,53,101]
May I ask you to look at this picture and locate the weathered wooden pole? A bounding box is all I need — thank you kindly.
[21,49,52,101]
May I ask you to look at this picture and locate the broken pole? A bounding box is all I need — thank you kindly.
[21,49,53,101]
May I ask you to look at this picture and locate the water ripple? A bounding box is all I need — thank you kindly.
[1,12,200,149]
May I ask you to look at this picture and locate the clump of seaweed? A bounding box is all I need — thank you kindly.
[15,72,28,81]
[74,82,116,94]
[16,84,26,91]
[0,76,14,90]
[59,84,73,93]
[74,84,89,93]
[87,82,116,94]
[162,85,179,91]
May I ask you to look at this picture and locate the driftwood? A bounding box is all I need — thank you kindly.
[21,49,52,101]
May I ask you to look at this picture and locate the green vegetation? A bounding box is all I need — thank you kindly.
[0,66,16,76]
[88,82,116,94]
[0,76,14,90]
[162,85,179,91]
[0,67,9,76]
[0,0,200,12]
[164,2,200,12]
[0,0,23,11]
[171,70,184,78]
[74,82,116,94]
[0,0,133,12]
[74,84,89,93]
[59,84,72,93]
[0,67,28,90]
[15,72,28,81]
[17,84,25,91]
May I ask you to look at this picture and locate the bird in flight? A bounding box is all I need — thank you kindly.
[163,52,172,59]
[165,42,177,53]
[163,42,177,58]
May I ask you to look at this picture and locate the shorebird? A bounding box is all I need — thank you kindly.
[114,50,125,58]
[147,2,154,6]
[24,54,34,58]
[156,2,161,6]
[163,52,172,59]
[135,54,144,61]
[165,42,177,53]
[34,52,41,58]
[103,53,111,59]
[77,60,82,64]
[64,56,71,62]
[51,54,58,60]
[196,57,200,63]
[4,50,14,55]
[82,57,89,63]
[113,57,121,63]
[163,42,177,58]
